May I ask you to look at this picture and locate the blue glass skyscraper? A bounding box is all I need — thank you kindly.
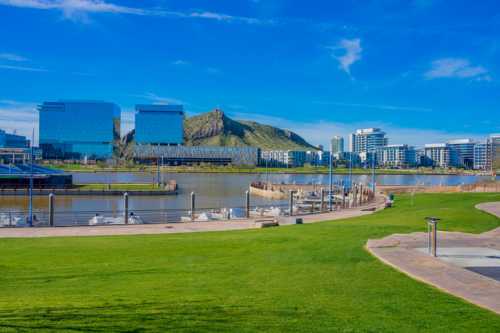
[0,129,30,148]
[135,104,184,145]
[38,101,121,159]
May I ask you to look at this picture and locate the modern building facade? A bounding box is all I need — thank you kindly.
[424,143,450,168]
[349,128,388,154]
[135,104,184,145]
[447,138,476,169]
[38,101,120,159]
[331,136,344,154]
[375,144,416,168]
[260,150,307,168]
[492,134,500,171]
[473,142,491,170]
[0,147,42,164]
[134,145,259,166]
[0,129,30,148]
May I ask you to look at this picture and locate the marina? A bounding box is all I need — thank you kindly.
[1,171,496,227]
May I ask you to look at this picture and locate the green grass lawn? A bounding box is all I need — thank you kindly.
[48,163,477,175]
[0,193,499,332]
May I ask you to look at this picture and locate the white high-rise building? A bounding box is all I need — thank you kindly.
[473,142,492,170]
[375,144,416,168]
[424,143,451,168]
[349,128,388,154]
[492,134,500,171]
[447,138,476,169]
[331,136,344,154]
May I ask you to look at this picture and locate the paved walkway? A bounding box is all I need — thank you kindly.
[366,201,500,315]
[0,196,386,238]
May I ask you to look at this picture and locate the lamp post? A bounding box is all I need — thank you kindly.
[349,151,353,189]
[371,149,376,193]
[28,128,34,227]
[328,144,333,211]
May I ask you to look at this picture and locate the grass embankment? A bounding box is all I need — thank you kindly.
[74,183,164,191]
[49,163,476,175]
[0,193,499,332]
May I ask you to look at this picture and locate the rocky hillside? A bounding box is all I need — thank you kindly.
[121,109,317,154]
[183,109,316,150]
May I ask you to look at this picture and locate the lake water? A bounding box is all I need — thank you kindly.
[0,172,496,225]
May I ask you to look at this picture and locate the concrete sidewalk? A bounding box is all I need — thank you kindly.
[366,201,500,315]
[0,195,386,239]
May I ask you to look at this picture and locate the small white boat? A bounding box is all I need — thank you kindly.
[263,207,283,217]
[88,215,121,225]
[128,215,144,224]
[181,211,216,222]
[0,213,25,227]
[88,213,145,226]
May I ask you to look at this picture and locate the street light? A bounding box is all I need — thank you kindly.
[348,152,353,189]
[328,143,333,211]
[28,128,34,227]
[371,149,376,193]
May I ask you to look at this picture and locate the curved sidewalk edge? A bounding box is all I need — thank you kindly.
[366,201,500,315]
[0,195,387,239]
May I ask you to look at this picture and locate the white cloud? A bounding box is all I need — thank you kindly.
[0,64,48,72]
[0,52,28,62]
[0,100,38,144]
[328,38,362,76]
[206,67,221,74]
[424,58,490,80]
[171,60,190,66]
[0,0,264,24]
[312,101,432,112]
[136,92,184,105]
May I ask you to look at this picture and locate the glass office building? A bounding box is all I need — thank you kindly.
[135,104,184,145]
[447,138,476,169]
[38,101,120,159]
[331,136,344,154]
[492,134,500,171]
[349,128,388,153]
[0,129,30,148]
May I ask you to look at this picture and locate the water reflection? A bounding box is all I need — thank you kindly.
[0,172,496,215]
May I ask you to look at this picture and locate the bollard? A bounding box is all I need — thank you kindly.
[425,217,440,257]
[335,186,340,211]
[359,185,363,206]
[289,190,295,216]
[320,188,325,212]
[245,190,250,218]
[355,185,359,207]
[123,192,129,225]
[48,193,55,227]
[190,192,196,221]
[342,186,346,208]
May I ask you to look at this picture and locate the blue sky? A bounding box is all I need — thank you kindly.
[0,0,499,147]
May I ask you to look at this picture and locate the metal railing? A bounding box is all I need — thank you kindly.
[0,184,376,228]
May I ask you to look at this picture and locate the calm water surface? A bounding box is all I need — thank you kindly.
[0,172,496,218]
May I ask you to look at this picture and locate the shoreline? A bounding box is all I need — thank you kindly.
[0,194,386,238]
[46,166,496,177]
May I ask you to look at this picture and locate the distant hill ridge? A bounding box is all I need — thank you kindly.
[123,109,317,151]
[183,109,316,150]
